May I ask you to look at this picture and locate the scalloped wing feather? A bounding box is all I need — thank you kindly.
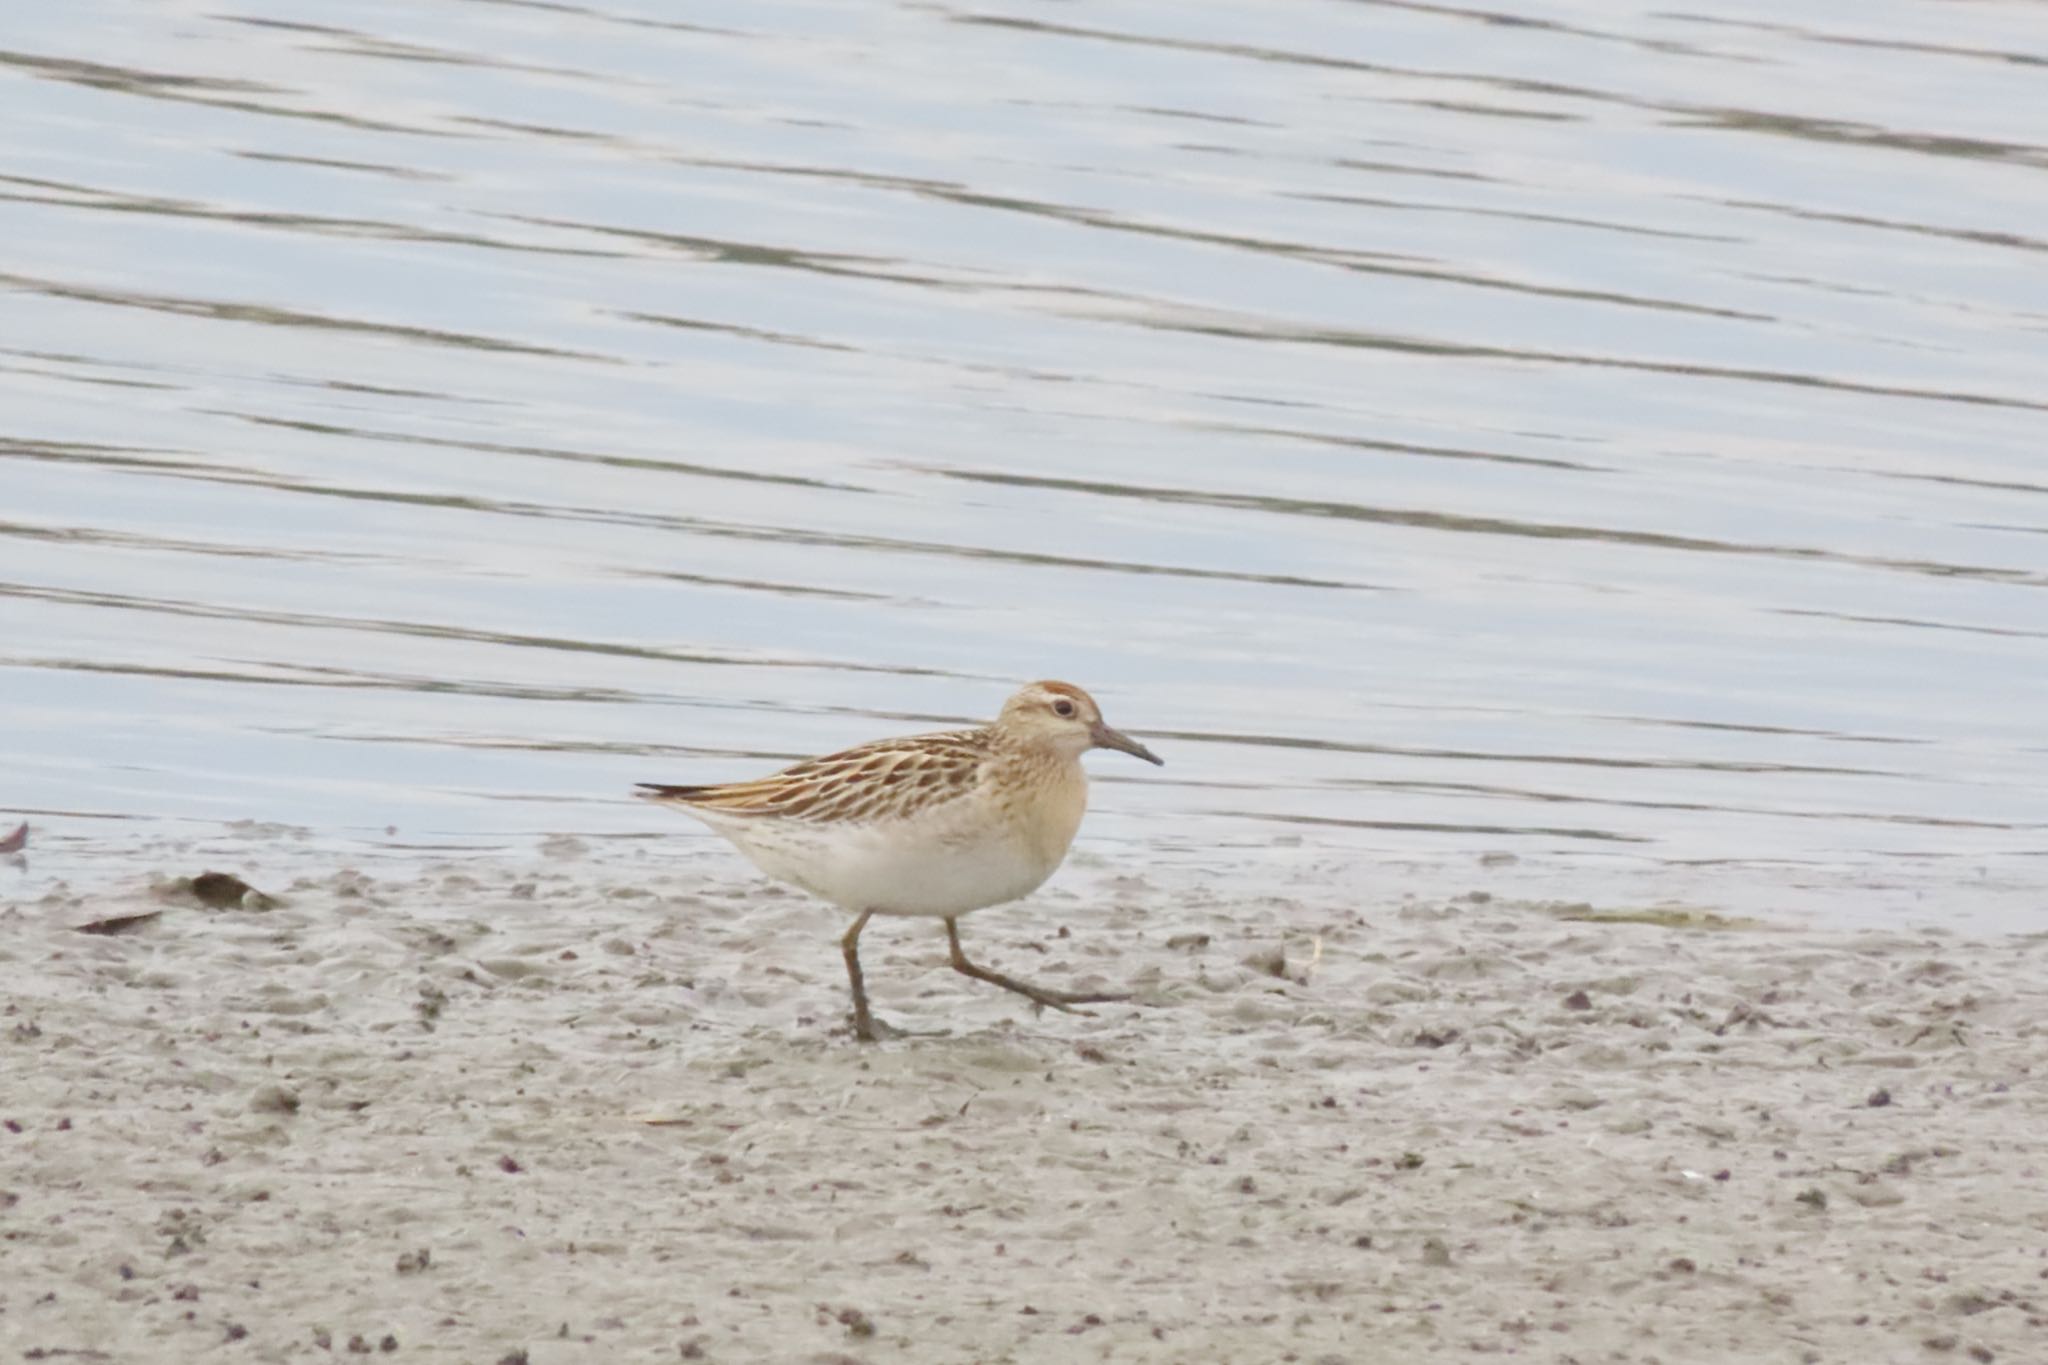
[637,729,991,825]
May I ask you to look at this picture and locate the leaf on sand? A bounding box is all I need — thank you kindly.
[1548,903,1757,930]
[77,910,164,936]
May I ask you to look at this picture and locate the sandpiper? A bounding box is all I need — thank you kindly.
[638,680,1162,1041]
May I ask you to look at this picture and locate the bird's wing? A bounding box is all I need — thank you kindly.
[636,729,989,823]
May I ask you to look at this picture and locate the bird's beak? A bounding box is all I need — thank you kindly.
[1091,721,1163,766]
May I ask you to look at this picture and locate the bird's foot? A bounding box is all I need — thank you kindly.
[1017,986,1130,1016]
[848,1011,946,1043]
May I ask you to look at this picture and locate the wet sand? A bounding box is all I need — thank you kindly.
[4,841,2044,1363]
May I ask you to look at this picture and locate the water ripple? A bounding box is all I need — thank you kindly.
[4,0,2043,925]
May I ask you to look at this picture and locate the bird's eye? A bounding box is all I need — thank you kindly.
[1052,698,1076,718]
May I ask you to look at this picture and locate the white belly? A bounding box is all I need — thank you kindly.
[692,807,1069,917]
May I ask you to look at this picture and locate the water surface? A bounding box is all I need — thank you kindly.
[5,0,2045,929]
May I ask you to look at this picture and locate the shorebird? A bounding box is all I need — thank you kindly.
[638,680,1162,1041]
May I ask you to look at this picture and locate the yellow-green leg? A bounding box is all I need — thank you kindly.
[943,918,1128,1015]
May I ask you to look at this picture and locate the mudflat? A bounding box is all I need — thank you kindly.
[4,844,2043,1362]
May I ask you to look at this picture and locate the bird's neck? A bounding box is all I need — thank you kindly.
[988,735,1089,864]
[988,733,1079,782]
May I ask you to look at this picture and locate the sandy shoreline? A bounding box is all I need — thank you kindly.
[3,839,2044,1363]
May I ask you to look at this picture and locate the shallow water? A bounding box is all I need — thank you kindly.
[5,0,2045,929]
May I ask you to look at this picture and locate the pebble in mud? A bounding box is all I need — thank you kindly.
[1240,946,1287,978]
[176,871,281,910]
[249,1084,300,1116]
[338,1333,397,1353]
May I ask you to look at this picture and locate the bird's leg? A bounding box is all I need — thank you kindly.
[841,910,884,1042]
[837,912,945,1042]
[944,918,1128,1016]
